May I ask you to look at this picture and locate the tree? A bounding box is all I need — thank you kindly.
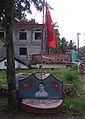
[60,37,68,54]
[53,37,68,54]
[79,46,85,57]
[0,0,43,110]
[68,40,76,50]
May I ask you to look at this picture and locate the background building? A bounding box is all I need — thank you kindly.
[0,19,46,67]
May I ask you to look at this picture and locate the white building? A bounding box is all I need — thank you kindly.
[0,19,46,69]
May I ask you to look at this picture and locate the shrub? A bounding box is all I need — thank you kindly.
[64,67,79,81]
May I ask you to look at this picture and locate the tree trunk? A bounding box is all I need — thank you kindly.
[6,25,17,110]
[4,0,17,110]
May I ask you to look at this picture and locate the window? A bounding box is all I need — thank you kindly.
[0,29,4,39]
[19,47,27,55]
[34,29,42,41]
[19,32,27,40]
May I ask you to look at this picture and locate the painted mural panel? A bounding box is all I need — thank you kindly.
[19,74,63,99]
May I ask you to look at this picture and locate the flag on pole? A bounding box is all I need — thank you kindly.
[45,3,57,48]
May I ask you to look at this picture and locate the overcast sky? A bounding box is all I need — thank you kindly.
[27,0,85,48]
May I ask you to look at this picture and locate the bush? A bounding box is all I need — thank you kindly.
[71,64,78,71]
[64,66,79,81]
[62,98,85,116]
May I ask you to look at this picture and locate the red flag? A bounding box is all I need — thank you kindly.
[45,3,57,48]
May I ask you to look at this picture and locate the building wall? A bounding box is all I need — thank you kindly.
[0,20,46,64]
[0,59,27,69]
[0,41,6,59]
[0,59,7,69]
[0,28,6,60]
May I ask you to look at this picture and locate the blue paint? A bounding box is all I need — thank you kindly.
[19,74,63,99]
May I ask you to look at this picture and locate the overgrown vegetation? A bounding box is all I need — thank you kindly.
[0,70,7,85]
[0,66,85,116]
[62,98,85,116]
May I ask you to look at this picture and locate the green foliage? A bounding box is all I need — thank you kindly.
[62,98,85,116]
[0,0,43,23]
[0,70,7,85]
[0,68,82,91]
[71,64,78,70]
[64,68,79,81]
[68,40,76,50]
[79,46,85,56]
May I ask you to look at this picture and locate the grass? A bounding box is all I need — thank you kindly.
[62,98,85,116]
[0,67,85,116]
[0,70,7,85]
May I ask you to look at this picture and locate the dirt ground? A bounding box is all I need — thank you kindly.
[0,97,85,119]
[0,110,85,119]
[0,93,85,119]
[1,94,85,119]
[0,97,84,119]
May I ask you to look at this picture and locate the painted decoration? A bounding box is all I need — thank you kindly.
[19,74,63,99]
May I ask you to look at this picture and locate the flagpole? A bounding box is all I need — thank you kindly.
[42,0,45,52]
[40,0,45,79]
